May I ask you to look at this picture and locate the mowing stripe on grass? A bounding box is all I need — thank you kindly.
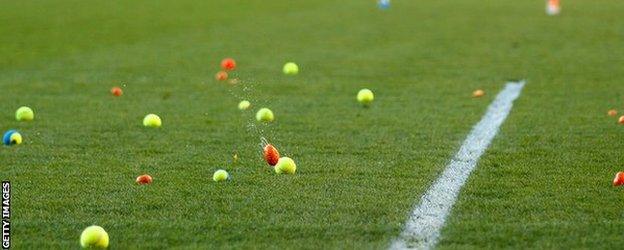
[390,81,525,250]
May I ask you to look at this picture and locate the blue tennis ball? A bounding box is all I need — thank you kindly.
[3,130,22,146]
[378,0,390,9]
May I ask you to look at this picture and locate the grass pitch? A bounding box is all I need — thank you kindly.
[1,0,623,248]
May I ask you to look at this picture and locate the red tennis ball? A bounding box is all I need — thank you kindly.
[111,87,123,97]
[221,58,236,71]
[263,144,280,166]
[613,172,624,186]
[215,71,228,81]
[136,174,153,185]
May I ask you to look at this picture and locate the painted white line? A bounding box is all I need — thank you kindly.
[390,81,526,250]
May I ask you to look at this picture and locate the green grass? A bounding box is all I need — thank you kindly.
[1,0,623,248]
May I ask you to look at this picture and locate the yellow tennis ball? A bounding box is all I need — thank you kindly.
[275,157,296,174]
[143,114,162,128]
[357,89,374,106]
[15,106,34,121]
[213,169,229,182]
[10,132,22,145]
[80,225,109,249]
[282,62,299,75]
[256,108,274,122]
[238,100,251,110]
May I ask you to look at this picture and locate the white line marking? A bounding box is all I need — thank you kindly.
[390,81,526,250]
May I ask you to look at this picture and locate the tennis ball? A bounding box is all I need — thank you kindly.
[263,144,280,166]
[282,62,299,75]
[2,130,22,146]
[15,106,34,121]
[213,169,229,182]
[614,172,624,186]
[608,109,618,117]
[10,133,22,145]
[143,114,162,128]
[357,89,374,106]
[546,0,560,16]
[221,58,236,71]
[377,0,390,9]
[215,71,228,81]
[80,225,109,249]
[238,100,251,110]
[472,89,485,98]
[275,157,296,174]
[110,87,123,97]
[619,116,624,125]
[256,108,274,122]
[135,174,153,185]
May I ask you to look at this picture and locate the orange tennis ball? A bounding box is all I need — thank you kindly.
[608,109,618,117]
[215,71,228,81]
[221,58,236,71]
[136,174,153,185]
[263,144,280,166]
[111,87,123,97]
[613,172,624,186]
[472,89,485,98]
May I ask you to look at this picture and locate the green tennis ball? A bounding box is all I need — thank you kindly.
[275,157,296,174]
[143,114,162,128]
[282,62,299,75]
[238,100,251,110]
[80,225,109,249]
[213,169,229,182]
[256,108,274,122]
[15,106,34,121]
[357,89,374,106]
